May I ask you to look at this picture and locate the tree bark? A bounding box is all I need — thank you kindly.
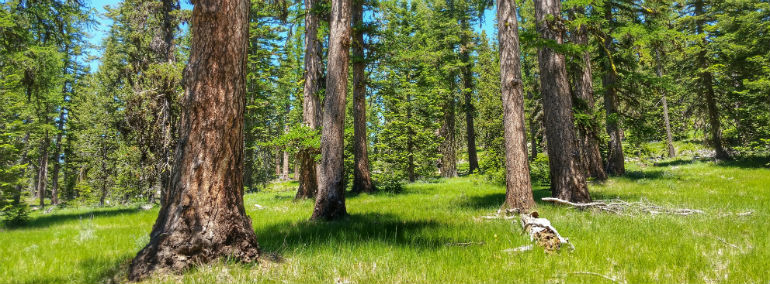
[569,7,606,180]
[534,0,591,203]
[311,0,351,221]
[351,0,375,194]
[440,89,457,178]
[655,48,676,158]
[51,110,65,205]
[37,132,50,209]
[694,0,729,161]
[460,18,479,174]
[602,4,626,176]
[128,0,259,279]
[498,0,535,211]
[297,0,324,199]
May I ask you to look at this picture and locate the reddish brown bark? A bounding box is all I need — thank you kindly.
[311,0,351,221]
[297,0,324,199]
[534,0,591,203]
[602,3,626,176]
[498,0,535,211]
[128,0,259,279]
[351,0,375,194]
[569,7,607,180]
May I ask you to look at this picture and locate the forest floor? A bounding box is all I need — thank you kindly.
[1,156,769,283]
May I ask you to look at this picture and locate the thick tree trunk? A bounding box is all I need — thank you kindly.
[498,0,535,211]
[655,48,676,158]
[602,5,626,176]
[534,0,591,203]
[311,0,351,221]
[460,18,479,174]
[569,8,607,180]
[37,133,50,209]
[128,0,259,280]
[297,0,324,199]
[440,90,457,178]
[351,0,375,194]
[694,0,729,161]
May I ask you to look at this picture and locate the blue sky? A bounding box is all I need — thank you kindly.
[85,0,497,70]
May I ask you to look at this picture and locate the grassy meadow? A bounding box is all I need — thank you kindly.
[1,156,768,283]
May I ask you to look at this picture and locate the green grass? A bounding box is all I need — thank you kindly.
[1,157,769,283]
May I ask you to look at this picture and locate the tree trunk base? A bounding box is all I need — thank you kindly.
[128,219,259,281]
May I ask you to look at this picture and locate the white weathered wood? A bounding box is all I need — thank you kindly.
[519,212,573,252]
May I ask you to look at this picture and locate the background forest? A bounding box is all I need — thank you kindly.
[2,0,768,222]
[2,0,770,283]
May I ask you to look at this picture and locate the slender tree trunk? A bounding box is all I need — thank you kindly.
[569,7,607,180]
[128,0,259,279]
[655,48,676,158]
[311,0,351,221]
[407,95,416,183]
[602,4,626,176]
[282,125,289,181]
[498,0,535,211]
[694,0,729,161]
[99,141,108,207]
[351,0,375,194]
[534,0,591,203]
[13,132,30,205]
[275,147,282,177]
[460,18,479,174]
[51,112,64,205]
[37,132,50,209]
[297,0,324,199]
[440,89,457,178]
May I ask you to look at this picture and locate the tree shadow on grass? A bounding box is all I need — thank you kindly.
[9,207,143,230]
[717,155,770,169]
[256,212,451,254]
[618,170,668,181]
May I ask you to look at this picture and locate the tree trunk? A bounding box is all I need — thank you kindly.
[351,0,375,194]
[128,0,259,280]
[440,89,457,178]
[407,96,416,183]
[534,0,591,203]
[498,0,535,211]
[694,0,729,161]
[569,7,607,180]
[297,0,324,199]
[460,18,479,174]
[281,123,289,181]
[602,4,626,176]
[655,48,676,158]
[99,140,108,207]
[51,112,64,205]
[13,132,30,205]
[37,132,50,209]
[311,0,351,221]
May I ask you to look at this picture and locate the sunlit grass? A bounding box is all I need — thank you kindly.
[1,156,768,283]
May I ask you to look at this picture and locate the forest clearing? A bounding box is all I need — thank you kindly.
[2,153,769,283]
[2,0,770,283]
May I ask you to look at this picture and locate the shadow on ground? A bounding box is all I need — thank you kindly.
[10,207,143,230]
[256,212,451,254]
[717,155,770,169]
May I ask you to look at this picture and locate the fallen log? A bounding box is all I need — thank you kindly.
[541,197,704,216]
[519,212,573,253]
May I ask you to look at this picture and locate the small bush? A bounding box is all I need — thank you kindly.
[1,203,29,227]
[375,176,403,193]
[529,154,550,185]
